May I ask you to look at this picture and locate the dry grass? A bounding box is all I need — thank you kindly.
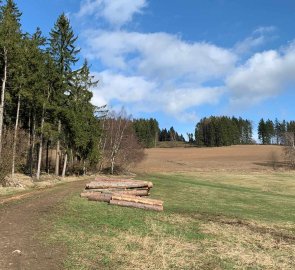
[201,219,295,270]
[0,173,95,197]
[48,203,295,270]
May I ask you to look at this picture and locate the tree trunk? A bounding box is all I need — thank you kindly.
[30,114,36,177]
[110,200,163,211]
[85,181,151,189]
[55,119,61,176]
[82,189,149,196]
[62,153,68,179]
[84,193,112,202]
[36,108,45,180]
[111,194,163,206]
[0,48,8,158]
[11,94,21,179]
[111,157,115,174]
[27,110,31,148]
[69,148,74,172]
[83,160,86,176]
[45,140,50,174]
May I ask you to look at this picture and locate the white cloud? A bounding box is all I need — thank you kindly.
[76,0,147,27]
[234,26,276,55]
[234,35,266,55]
[82,30,237,82]
[253,26,277,35]
[227,43,295,105]
[91,71,223,122]
[91,71,156,107]
[75,0,292,120]
[159,86,223,115]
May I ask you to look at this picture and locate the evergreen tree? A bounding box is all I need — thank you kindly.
[258,118,266,144]
[0,0,22,156]
[49,13,80,176]
[195,116,253,147]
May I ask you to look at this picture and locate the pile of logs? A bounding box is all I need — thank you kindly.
[80,178,163,211]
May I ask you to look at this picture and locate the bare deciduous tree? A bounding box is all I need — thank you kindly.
[283,132,295,168]
[99,109,145,174]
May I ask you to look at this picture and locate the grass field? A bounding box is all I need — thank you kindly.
[45,150,295,270]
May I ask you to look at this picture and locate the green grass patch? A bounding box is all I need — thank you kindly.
[44,172,295,269]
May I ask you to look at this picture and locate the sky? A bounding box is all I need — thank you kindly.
[15,0,295,139]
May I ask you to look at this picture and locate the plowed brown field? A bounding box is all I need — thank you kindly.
[134,145,284,173]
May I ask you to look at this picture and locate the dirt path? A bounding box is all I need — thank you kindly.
[0,179,89,270]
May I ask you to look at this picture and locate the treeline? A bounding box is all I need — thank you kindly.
[158,127,185,142]
[133,118,159,148]
[258,118,295,145]
[0,1,102,182]
[133,119,185,148]
[195,116,253,147]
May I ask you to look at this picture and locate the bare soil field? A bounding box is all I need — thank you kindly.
[134,145,285,173]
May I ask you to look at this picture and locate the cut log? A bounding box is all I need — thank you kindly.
[85,187,149,192]
[82,189,150,196]
[111,194,163,206]
[83,193,112,202]
[95,178,135,182]
[85,181,150,189]
[94,178,154,188]
[80,192,92,198]
[110,199,163,211]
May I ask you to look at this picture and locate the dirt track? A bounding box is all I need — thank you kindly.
[134,145,284,173]
[0,180,89,270]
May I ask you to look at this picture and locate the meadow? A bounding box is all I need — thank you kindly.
[45,145,295,269]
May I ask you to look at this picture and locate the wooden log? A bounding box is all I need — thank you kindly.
[83,189,150,196]
[112,194,163,206]
[120,190,150,196]
[95,178,135,182]
[87,193,112,202]
[85,187,149,192]
[94,178,154,189]
[85,181,150,189]
[80,192,93,198]
[110,199,163,211]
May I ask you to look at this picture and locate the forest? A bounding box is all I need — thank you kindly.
[0,1,105,184]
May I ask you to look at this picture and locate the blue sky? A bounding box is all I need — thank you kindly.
[15,0,295,139]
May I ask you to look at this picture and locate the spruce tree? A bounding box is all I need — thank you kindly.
[0,0,22,157]
[49,13,80,176]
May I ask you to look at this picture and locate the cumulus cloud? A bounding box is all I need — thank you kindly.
[227,43,295,105]
[91,71,223,121]
[91,71,156,107]
[76,0,147,27]
[75,0,293,120]
[82,30,237,82]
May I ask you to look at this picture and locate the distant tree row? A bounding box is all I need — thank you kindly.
[195,116,253,147]
[133,118,159,148]
[158,127,185,142]
[133,119,185,147]
[258,118,295,145]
